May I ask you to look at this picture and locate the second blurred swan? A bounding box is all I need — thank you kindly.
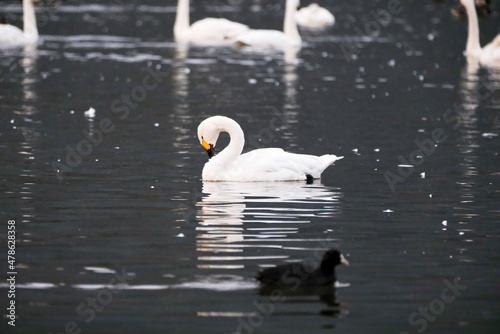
[235,0,302,50]
[174,0,249,45]
[296,3,335,29]
[460,0,500,66]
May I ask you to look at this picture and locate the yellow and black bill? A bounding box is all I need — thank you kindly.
[202,139,214,159]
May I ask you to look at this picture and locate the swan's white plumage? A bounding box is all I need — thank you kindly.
[197,116,343,182]
[220,148,341,181]
[235,0,301,50]
[480,35,500,63]
[236,30,300,50]
[0,0,38,48]
[0,25,26,46]
[461,0,500,66]
[296,3,335,29]
[188,18,249,42]
[174,0,249,45]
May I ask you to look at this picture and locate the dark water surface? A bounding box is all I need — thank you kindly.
[1,0,500,333]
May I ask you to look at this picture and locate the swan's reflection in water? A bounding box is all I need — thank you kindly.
[457,64,500,205]
[196,181,342,269]
[16,44,39,225]
[453,63,500,261]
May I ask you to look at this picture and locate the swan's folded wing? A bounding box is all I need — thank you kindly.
[233,149,341,181]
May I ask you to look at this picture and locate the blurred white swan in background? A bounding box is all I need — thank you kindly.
[197,116,343,181]
[174,0,249,45]
[460,0,500,66]
[235,0,302,50]
[296,3,335,29]
[0,0,38,47]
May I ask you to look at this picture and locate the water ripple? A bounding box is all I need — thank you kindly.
[196,182,343,269]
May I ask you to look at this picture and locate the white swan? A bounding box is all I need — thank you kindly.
[0,0,38,48]
[296,3,335,29]
[461,0,500,66]
[197,116,343,182]
[235,0,302,50]
[174,0,249,45]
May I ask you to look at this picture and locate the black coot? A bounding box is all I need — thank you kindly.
[256,249,349,287]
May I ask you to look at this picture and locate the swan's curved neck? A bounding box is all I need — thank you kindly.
[462,0,481,56]
[23,0,38,41]
[216,119,245,165]
[284,1,301,42]
[174,0,190,40]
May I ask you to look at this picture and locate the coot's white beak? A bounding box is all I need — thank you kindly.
[341,254,349,266]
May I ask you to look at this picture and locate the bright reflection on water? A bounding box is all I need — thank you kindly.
[196,182,342,268]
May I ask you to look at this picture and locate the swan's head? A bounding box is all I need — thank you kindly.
[455,0,491,18]
[197,116,225,159]
[198,116,243,159]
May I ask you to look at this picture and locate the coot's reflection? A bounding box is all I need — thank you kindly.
[258,284,342,316]
[254,247,349,316]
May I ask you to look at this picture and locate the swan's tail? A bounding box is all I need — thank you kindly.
[321,154,344,165]
[311,154,343,178]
